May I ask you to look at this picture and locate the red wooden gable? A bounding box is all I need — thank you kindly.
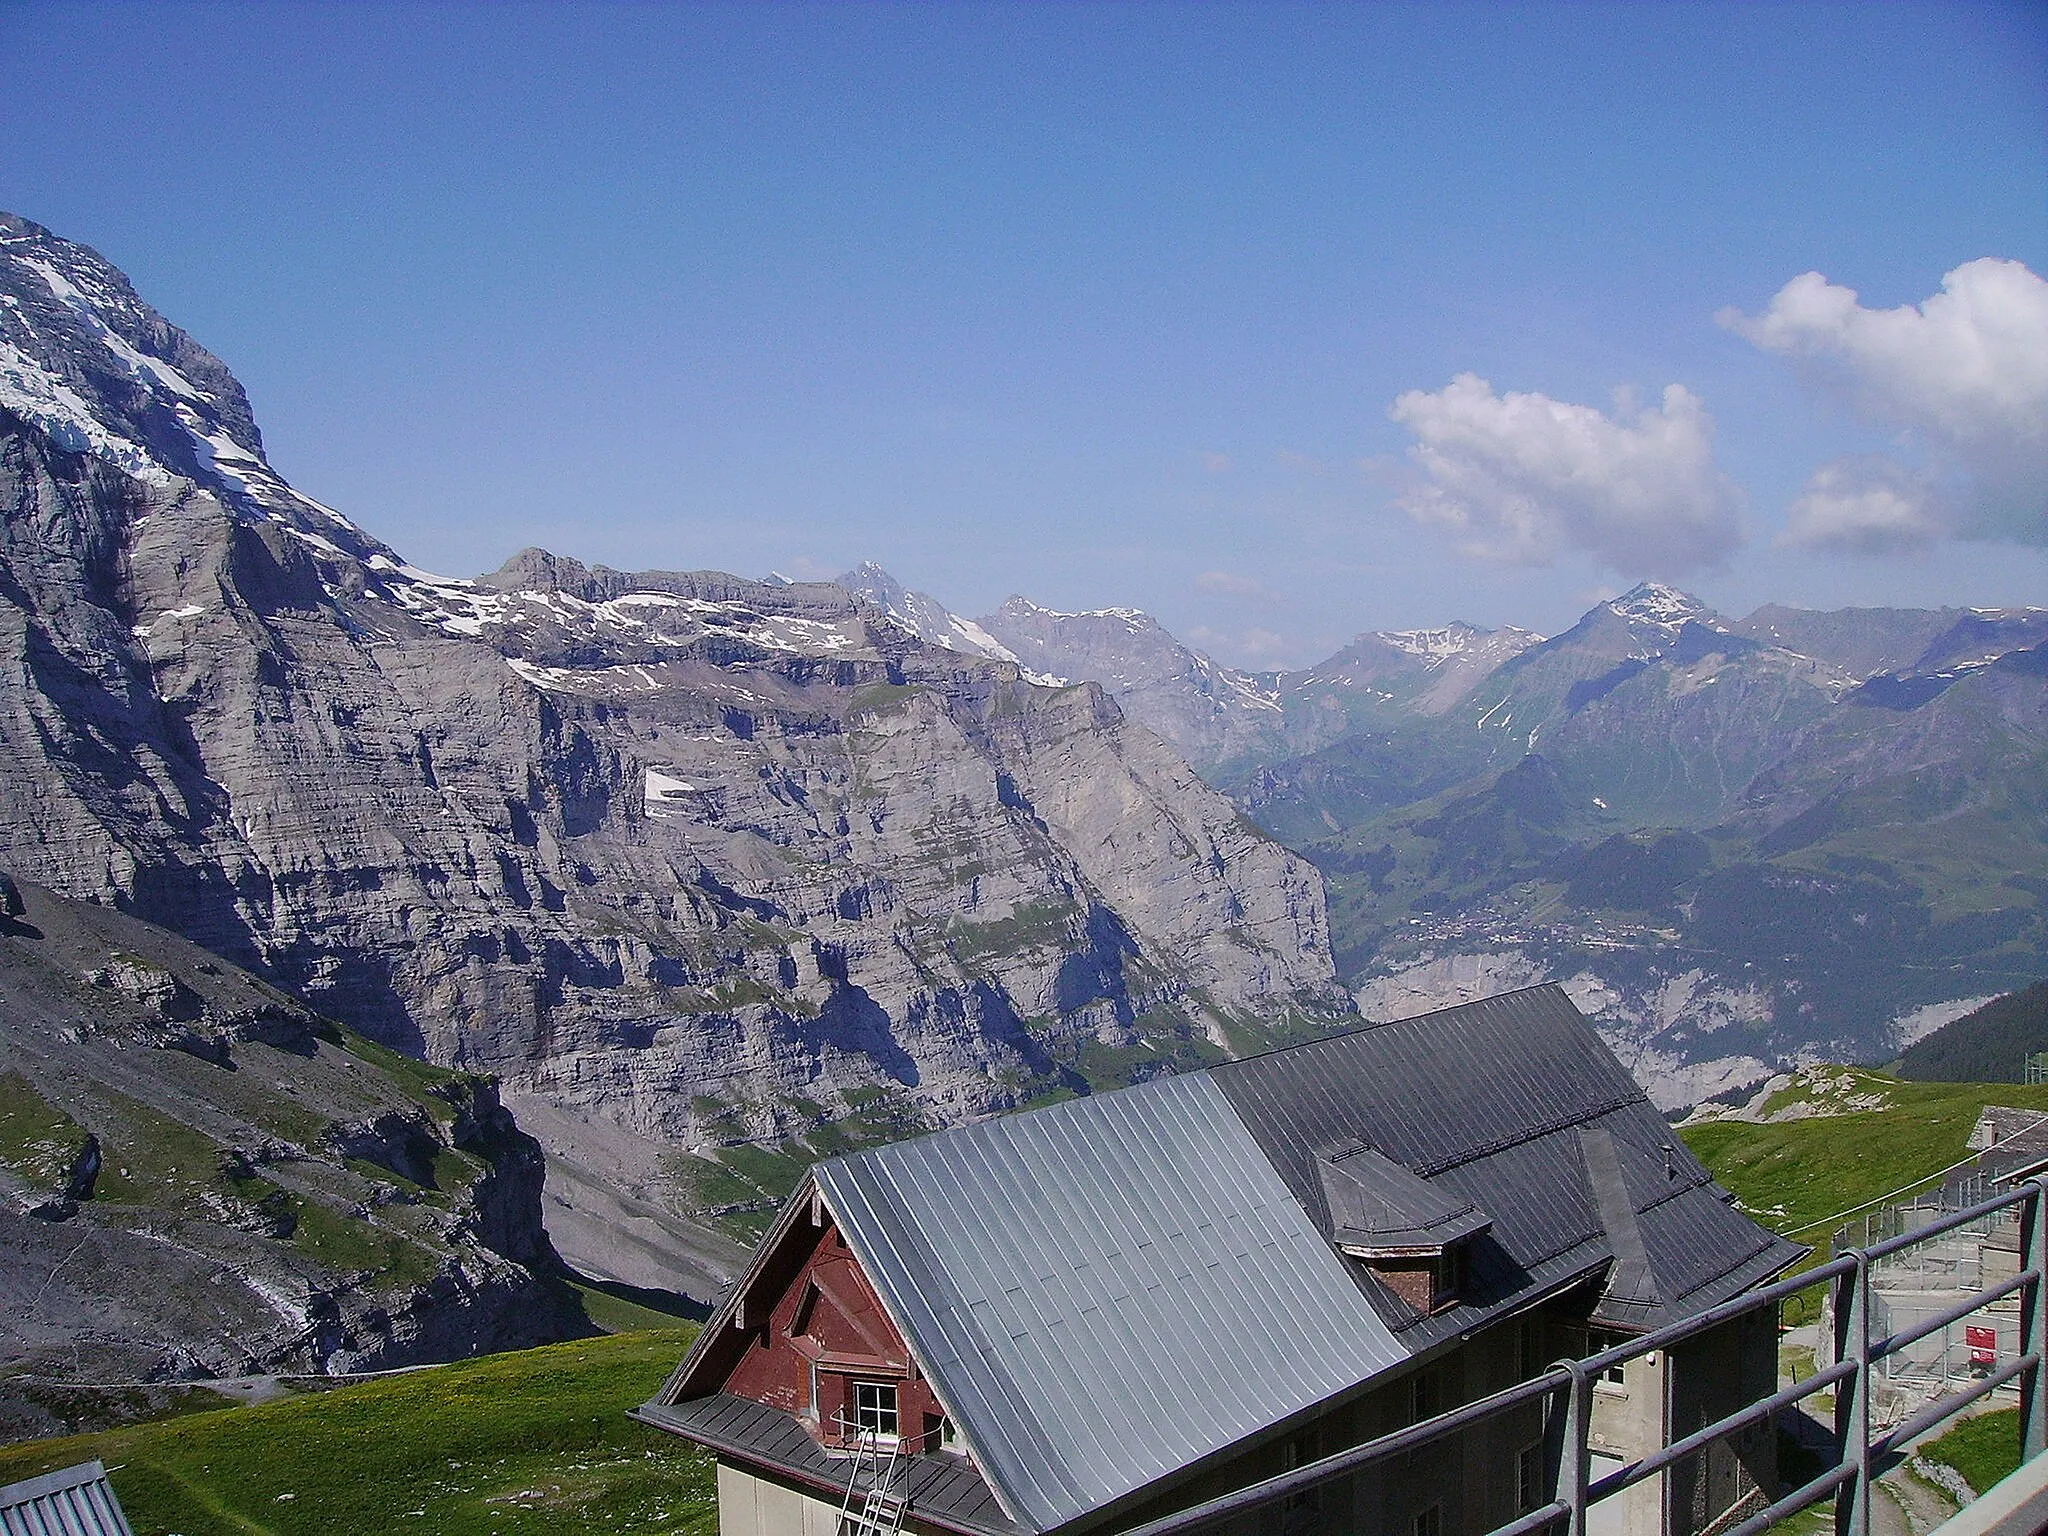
[719,1209,950,1452]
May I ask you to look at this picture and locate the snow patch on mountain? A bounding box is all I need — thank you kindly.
[1607,581,1724,642]
[0,339,173,482]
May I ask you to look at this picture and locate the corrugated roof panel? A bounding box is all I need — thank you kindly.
[815,1072,1407,1534]
[0,1461,136,1536]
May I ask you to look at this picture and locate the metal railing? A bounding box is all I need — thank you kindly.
[1117,1176,2048,1536]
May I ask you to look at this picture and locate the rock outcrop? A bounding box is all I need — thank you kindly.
[0,212,1353,1283]
[0,875,578,1439]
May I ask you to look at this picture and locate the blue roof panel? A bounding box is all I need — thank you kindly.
[0,1461,136,1536]
[814,1072,1407,1533]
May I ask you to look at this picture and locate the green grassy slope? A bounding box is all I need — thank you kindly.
[1916,1408,2022,1498]
[0,1331,715,1536]
[1680,1070,2048,1241]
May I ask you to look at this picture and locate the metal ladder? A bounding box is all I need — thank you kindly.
[835,1420,908,1536]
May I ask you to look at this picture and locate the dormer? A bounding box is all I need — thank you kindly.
[1316,1140,1491,1314]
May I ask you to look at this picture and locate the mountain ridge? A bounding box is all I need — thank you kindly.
[0,212,1353,1299]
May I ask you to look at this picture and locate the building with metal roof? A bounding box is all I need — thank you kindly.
[0,1460,136,1536]
[638,984,1802,1536]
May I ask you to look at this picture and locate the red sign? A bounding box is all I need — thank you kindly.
[1967,1325,1998,1365]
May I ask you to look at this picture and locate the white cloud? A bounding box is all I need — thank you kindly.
[1388,373,1744,574]
[1187,624,1293,665]
[1722,258,2048,543]
[1780,456,1947,556]
[1194,569,1276,600]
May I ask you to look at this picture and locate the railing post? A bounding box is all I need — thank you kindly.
[1551,1361,1592,1536]
[1833,1251,1871,1536]
[2023,1177,2048,1463]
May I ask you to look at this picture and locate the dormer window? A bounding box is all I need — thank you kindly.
[1314,1140,1491,1316]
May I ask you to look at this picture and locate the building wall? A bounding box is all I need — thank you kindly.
[723,1215,948,1451]
[1664,1308,1777,1536]
[1587,1341,1667,1536]
[716,1460,957,1536]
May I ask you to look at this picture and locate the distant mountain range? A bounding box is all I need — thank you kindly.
[827,567,2048,1105]
[2,184,2041,1315]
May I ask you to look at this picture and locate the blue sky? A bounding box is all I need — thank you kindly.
[4,0,2044,665]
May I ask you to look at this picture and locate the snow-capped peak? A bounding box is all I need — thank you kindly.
[1379,622,1483,659]
[0,209,384,560]
[836,562,1023,665]
[1605,582,1721,639]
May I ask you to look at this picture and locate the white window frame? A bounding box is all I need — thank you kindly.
[854,1379,900,1443]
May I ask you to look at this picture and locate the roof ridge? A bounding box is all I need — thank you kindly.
[1212,980,1575,1071]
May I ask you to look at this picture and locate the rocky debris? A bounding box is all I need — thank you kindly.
[0,877,582,1439]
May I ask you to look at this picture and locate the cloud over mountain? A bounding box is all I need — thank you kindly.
[1724,258,2048,546]
[1388,373,1744,575]
[1779,456,1946,555]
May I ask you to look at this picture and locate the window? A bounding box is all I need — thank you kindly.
[1517,1442,1544,1514]
[1408,1370,1439,1425]
[1434,1245,1465,1307]
[1593,1329,1627,1386]
[854,1380,899,1442]
[1413,1505,1442,1536]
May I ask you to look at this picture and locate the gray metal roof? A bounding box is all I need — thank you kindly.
[813,1071,1407,1534]
[650,984,1800,1532]
[0,1461,135,1536]
[1317,1143,1491,1252]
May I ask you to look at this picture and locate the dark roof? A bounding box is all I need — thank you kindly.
[650,984,1801,1533]
[1210,985,1803,1342]
[0,1461,135,1536]
[1317,1142,1492,1253]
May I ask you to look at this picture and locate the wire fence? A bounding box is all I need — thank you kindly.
[1828,1176,2028,1405]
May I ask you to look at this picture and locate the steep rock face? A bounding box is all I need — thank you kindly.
[834,562,1028,668]
[0,876,577,1438]
[978,596,1287,773]
[0,213,1351,1279]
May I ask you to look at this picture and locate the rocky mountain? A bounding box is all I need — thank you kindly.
[976,595,1290,773]
[1282,619,1542,719]
[832,561,1032,670]
[0,212,1352,1294]
[1730,604,1971,680]
[822,569,1540,783]
[0,871,577,1439]
[1237,583,2048,1105]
